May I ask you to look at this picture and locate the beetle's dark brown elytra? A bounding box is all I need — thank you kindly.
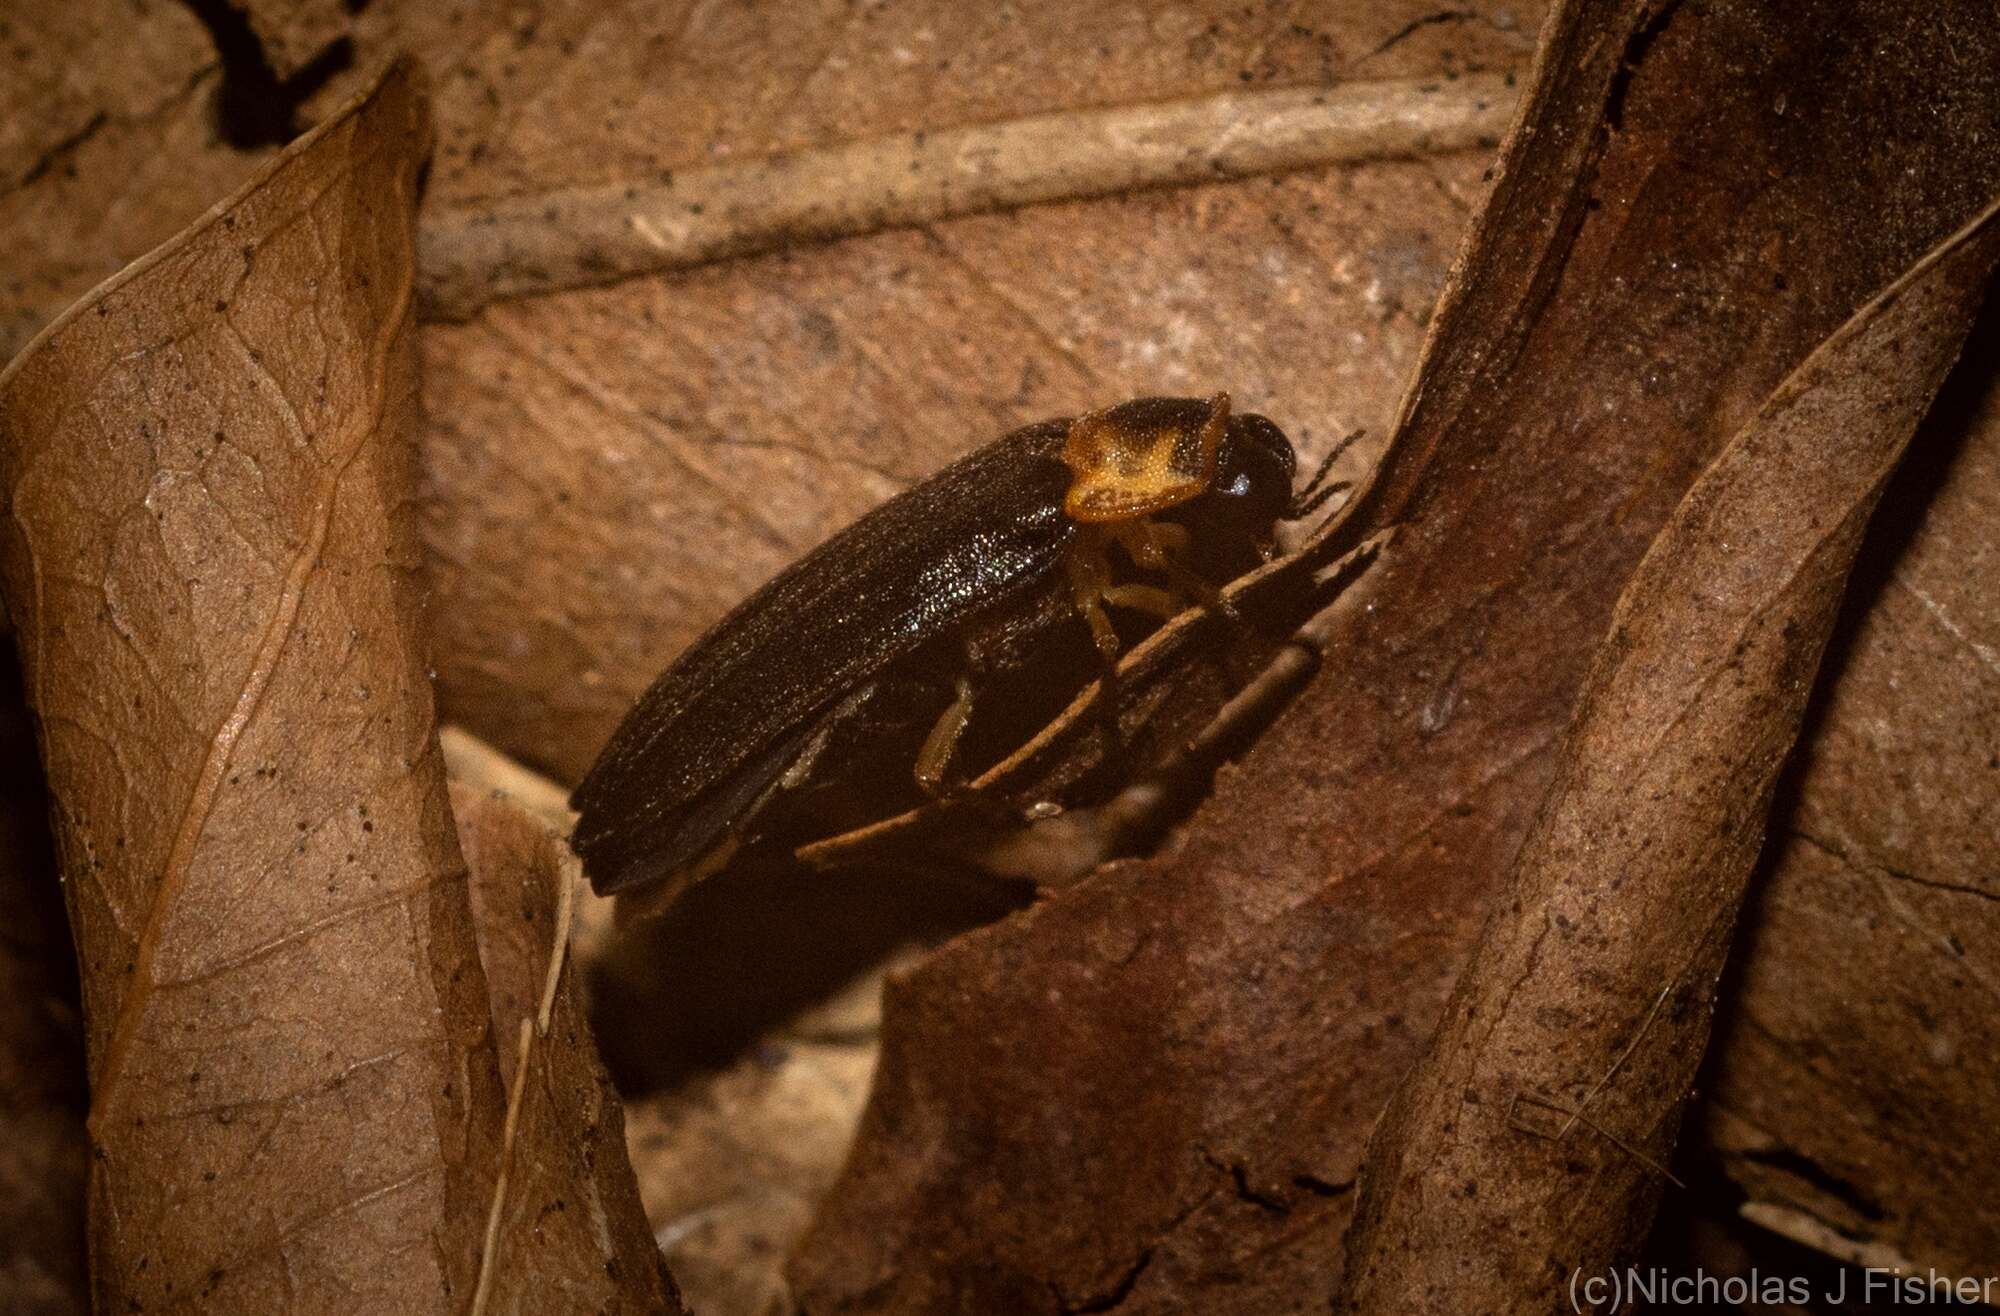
[570,394,1339,901]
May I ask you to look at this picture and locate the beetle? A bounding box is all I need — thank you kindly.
[569,393,1348,900]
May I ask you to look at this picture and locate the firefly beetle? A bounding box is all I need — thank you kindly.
[569,394,1348,900]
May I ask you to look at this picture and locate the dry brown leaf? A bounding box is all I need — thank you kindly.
[1338,194,2000,1314]
[790,1,2000,1308]
[2,56,691,1314]
[452,782,684,1315]
[0,4,262,361]
[440,725,884,1315]
[1698,298,2000,1280]
[0,61,521,1311]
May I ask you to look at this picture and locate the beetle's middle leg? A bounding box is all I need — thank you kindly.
[1100,582,1184,619]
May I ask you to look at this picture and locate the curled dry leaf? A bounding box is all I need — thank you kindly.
[0,61,516,1312]
[2,57,687,1316]
[791,0,2000,1308]
[1337,195,2000,1314]
[451,782,683,1316]
[1698,300,2000,1280]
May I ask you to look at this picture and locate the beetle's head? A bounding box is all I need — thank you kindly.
[1212,412,1298,529]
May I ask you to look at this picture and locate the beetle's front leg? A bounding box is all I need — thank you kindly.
[1111,518,1240,623]
[1063,528,1124,664]
[1060,531,1135,755]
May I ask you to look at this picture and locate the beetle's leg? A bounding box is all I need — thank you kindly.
[1108,518,1183,570]
[1111,517,1239,622]
[1139,521,1190,556]
[1062,531,1131,750]
[1290,428,1364,519]
[913,673,976,797]
[1101,583,1184,619]
[1063,530,1123,663]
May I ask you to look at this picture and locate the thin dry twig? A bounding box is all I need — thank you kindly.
[1557,980,1672,1139]
[418,73,1518,318]
[467,846,586,1316]
[469,1016,537,1316]
[1505,1093,1687,1189]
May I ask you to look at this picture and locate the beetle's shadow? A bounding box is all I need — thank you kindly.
[586,853,1030,1094]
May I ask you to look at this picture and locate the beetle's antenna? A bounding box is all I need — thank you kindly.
[1291,428,1365,518]
[1291,478,1354,521]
